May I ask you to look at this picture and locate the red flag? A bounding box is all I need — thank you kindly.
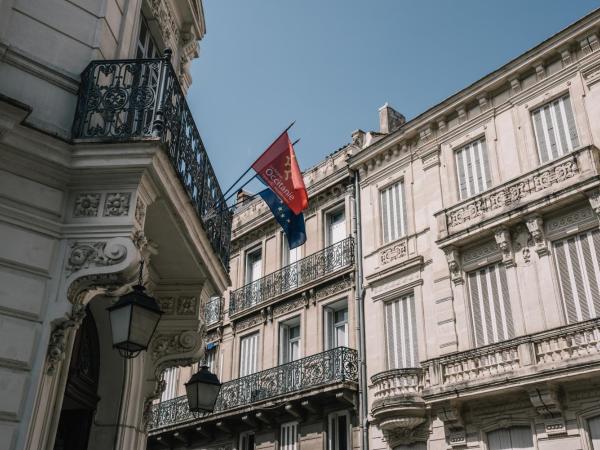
[252,132,308,215]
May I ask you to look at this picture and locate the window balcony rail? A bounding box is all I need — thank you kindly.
[435,145,599,243]
[204,296,223,326]
[71,51,232,269]
[229,237,354,316]
[148,346,358,431]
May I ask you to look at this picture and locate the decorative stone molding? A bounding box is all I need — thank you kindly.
[436,402,466,448]
[587,188,600,224]
[544,205,596,238]
[150,0,180,45]
[510,77,521,95]
[494,227,515,267]
[456,106,467,124]
[233,313,263,334]
[103,192,131,216]
[135,196,146,226]
[272,296,305,318]
[559,46,572,66]
[444,247,463,285]
[528,385,566,435]
[206,326,222,343]
[151,330,200,362]
[420,146,441,171]
[313,274,353,301]
[381,423,430,448]
[66,241,127,276]
[525,215,548,256]
[380,239,408,265]
[158,295,198,316]
[462,240,500,267]
[46,304,87,375]
[73,193,101,217]
[535,62,546,80]
[477,93,490,111]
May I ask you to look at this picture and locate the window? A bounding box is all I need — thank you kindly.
[553,228,600,324]
[327,208,346,246]
[589,415,600,450]
[328,411,351,450]
[280,421,298,450]
[455,138,491,200]
[283,237,300,266]
[467,262,514,347]
[201,343,218,374]
[380,181,406,244]
[487,426,533,450]
[246,248,262,284]
[240,432,255,450]
[282,237,301,289]
[136,16,159,58]
[325,300,348,349]
[239,333,259,377]
[160,367,179,401]
[385,294,418,368]
[531,94,579,163]
[280,317,301,363]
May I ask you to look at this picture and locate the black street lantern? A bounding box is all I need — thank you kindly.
[185,365,221,413]
[107,261,163,358]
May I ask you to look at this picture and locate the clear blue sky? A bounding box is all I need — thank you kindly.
[188,1,599,194]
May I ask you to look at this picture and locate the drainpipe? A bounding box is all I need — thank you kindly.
[351,169,369,450]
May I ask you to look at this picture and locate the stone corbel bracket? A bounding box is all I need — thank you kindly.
[525,215,548,256]
[528,385,566,436]
[494,227,515,267]
[444,246,463,285]
[587,188,600,224]
[46,304,87,375]
[435,402,466,448]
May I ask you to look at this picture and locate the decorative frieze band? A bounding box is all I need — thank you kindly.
[72,191,133,218]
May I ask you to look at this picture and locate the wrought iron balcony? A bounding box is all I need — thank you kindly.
[229,237,354,316]
[71,51,232,269]
[204,296,223,326]
[148,346,358,431]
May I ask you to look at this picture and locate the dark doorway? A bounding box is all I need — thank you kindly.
[53,308,100,450]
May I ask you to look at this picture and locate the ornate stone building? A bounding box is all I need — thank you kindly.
[349,9,600,450]
[148,145,360,450]
[0,1,230,450]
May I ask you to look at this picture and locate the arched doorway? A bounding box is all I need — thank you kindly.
[53,307,100,450]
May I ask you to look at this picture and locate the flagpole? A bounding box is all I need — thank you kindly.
[220,120,296,199]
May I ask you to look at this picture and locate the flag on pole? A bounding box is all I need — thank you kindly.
[259,188,306,249]
[252,131,308,215]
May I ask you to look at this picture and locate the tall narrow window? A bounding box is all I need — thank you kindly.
[283,237,300,266]
[531,94,579,163]
[280,422,298,450]
[380,181,406,244]
[467,262,514,347]
[589,415,600,450]
[455,138,491,200]
[553,228,600,324]
[240,432,255,450]
[283,237,301,290]
[246,248,262,284]
[487,426,533,450]
[160,367,179,401]
[325,300,348,349]
[201,343,218,374]
[328,411,350,450]
[279,317,301,363]
[136,16,159,58]
[239,333,259,377]
[385,294,418,368]
[327,208,346,246]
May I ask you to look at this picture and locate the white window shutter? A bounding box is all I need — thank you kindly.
[240,333,258,377]
[380,181,406,244]
[532,94,579,163]
[455,138,491,200]
[385,294,418,369]
[324,308,334,350]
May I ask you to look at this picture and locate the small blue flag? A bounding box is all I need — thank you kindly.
[259,188,306,249]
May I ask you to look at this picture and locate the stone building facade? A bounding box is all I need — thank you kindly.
[147,8,600,450]
[0,1,230,450]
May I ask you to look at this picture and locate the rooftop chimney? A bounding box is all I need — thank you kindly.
[236,189,253,206]
[379,103,405,134]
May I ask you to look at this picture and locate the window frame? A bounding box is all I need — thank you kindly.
[383,293,419,369]
[238,331,260,377]
[280,421,299,450]
[245,246,263,285]
[324,298,349,350]
[325,205,347,247]
[328,410,351,450]
[454,136,492,200]
[279,316,302,364]
[378,179,407,245]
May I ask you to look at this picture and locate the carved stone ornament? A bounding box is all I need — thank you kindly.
[66,241,127,276]
[177,296,197,315]
[444,247,463,285]
[150,0,180,44]
[73,193,101,217]
[380,239,408,265]
[528,385,566,436]
[525,215,548,256]
[151,330,200,362]
[381,422,430,448]
[587,188,600,223]
[233,314,263,334]
[103,192,131,216]
[436,402,466,448]
[313,274,353,301]
[134,196,146,226]
[494,227,515,267]
[46,304,87,375]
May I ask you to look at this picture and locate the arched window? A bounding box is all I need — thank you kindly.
[589,415,600,450]
[487,426,533,450]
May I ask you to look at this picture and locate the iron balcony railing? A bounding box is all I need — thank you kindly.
[148,346,358,431]
[204,296,223,326]
[71,50,232,269]
[229,237,354,316]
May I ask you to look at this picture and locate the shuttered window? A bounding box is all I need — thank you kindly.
[468,263,514,347]
[385,294,418,368]
[455,138,492,200]
[531,94,579,163]
[380,181,407,244]
[239,333,259,377]
[553,229,600,324]
[160,367,179,401]
[487,426,534,450]
[589,415,600,450]
[280,421,298,450]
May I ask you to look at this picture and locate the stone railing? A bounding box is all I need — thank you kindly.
[435,146,599,241]
[229,237,354,316]
[148,347,358,431]
[371,368,424,408]
[71,51,232,269]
